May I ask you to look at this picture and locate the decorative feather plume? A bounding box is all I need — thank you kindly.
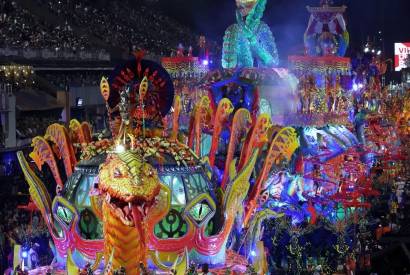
[100,77,110,102]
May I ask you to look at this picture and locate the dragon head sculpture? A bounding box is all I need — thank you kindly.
[99,151,161,227]
[98,151,162,274]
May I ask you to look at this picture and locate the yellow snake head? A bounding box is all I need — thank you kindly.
[198,96,211,114]
[196,96,213,125]
[255,114,273,143]
[218,98,235,120]
[98,151,161,227]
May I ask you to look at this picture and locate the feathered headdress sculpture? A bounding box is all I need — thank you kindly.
[99,56,175,149]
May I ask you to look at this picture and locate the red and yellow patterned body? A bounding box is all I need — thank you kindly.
[102,201,145,275]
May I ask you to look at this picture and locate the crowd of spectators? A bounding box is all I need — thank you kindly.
[38,70,108,89]
[41,0,197,56]
[16,116,59,145]
[0,0,199,57]
[0,197,51,273]
[0,158,19,177]
[0,1,90,52]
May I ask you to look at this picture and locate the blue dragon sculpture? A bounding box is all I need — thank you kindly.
[222,0,279,69]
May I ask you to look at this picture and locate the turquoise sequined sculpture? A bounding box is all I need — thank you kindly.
[222,0,279,69]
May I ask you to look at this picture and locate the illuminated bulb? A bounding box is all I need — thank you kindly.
[115,144,126,153]
[352,83,358,91]
[377,50,382,55]
[250,250,256,257]
[364,47,369,53]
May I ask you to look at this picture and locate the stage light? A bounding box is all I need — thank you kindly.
[358,83,364,89]
[21,251,28,258]
[377,50,382,55]
[115,144,126,153]
[202,59,209,66]
[353,83,358,91]
[250,250,256,257]
[364,47,369,53]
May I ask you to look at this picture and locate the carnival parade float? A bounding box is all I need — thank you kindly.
[16,0,409,274]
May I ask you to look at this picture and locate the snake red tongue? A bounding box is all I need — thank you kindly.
[131,203,145,240]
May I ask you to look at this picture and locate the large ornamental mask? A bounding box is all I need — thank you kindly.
[318,31,337,56]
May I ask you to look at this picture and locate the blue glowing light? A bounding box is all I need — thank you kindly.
[202,59,209,66]
[352,83,358,91]
[22,251,28,258]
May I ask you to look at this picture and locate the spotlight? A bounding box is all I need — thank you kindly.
[21,251,28,258]
[377,50,382,55]
[115,144,126,153]
[353,83,358,91]
[250,250,256,257]
[202,59,209,66]
[364,47,369,53]
[371,49,375,53]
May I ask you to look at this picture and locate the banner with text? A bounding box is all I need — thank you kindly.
[395,42,410,71]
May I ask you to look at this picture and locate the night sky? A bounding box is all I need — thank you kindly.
[153,0,410,65]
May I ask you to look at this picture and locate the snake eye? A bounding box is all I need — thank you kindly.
[145,167,154,177]
[114,168,123,178]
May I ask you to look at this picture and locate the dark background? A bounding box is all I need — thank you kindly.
[150,0,410,68]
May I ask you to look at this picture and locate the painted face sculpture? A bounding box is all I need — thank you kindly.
[318,32,337,56]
